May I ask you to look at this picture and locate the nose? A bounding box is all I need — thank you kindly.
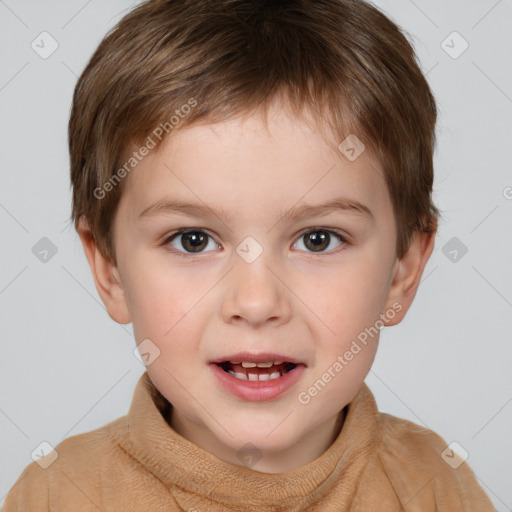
[220,252,292,328]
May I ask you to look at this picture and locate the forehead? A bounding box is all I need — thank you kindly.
[117,105,391,226]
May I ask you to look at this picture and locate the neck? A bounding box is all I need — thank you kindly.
[168,407,346,474]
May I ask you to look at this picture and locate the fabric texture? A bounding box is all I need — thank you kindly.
[3,372,495,511]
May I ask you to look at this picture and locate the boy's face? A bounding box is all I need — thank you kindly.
[81,103,434,472]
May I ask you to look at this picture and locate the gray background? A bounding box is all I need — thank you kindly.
[0,0,511,509]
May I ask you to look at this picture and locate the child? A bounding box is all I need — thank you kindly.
[3,0,496,510]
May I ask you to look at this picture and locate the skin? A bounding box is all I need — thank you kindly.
[78,101,435,474]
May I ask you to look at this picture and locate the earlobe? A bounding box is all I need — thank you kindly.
[76,217,131,325]
[383,230,436,326]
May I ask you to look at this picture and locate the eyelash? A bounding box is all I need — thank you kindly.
[162,227,349,258]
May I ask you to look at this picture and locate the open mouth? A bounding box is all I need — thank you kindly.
[216,361,297,381]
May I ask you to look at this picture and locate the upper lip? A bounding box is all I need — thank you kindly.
[209,352,306,366]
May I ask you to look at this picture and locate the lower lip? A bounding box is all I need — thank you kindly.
[209,363,305,402]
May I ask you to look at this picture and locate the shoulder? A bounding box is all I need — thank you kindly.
[371,412,495,510]
[378,411,449,461]
[2,416,129,511]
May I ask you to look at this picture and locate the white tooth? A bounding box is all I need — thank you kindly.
[228,367,284,382]
[228,370,248,380]
[273,361,283,365]
[256,361,273,368]
[241,362,257,368]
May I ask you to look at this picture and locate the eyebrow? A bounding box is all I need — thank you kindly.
[138,196,373,224]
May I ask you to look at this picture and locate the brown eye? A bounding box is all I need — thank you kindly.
[181,232,207,252]
[294,229,344,253]
[168,229,218,254]
[304,230,329,252]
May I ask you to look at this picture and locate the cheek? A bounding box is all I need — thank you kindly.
[124,262,193,342]
[304,255,392,344]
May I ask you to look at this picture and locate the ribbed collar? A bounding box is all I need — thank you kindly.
[113,372,379,509]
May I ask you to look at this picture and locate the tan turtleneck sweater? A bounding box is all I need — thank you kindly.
[3,372,495,511]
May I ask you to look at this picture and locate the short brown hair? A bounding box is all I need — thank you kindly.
[69,0,439,265]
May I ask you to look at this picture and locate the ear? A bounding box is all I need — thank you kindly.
[382,230,436,326]
[76,217,131,325]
